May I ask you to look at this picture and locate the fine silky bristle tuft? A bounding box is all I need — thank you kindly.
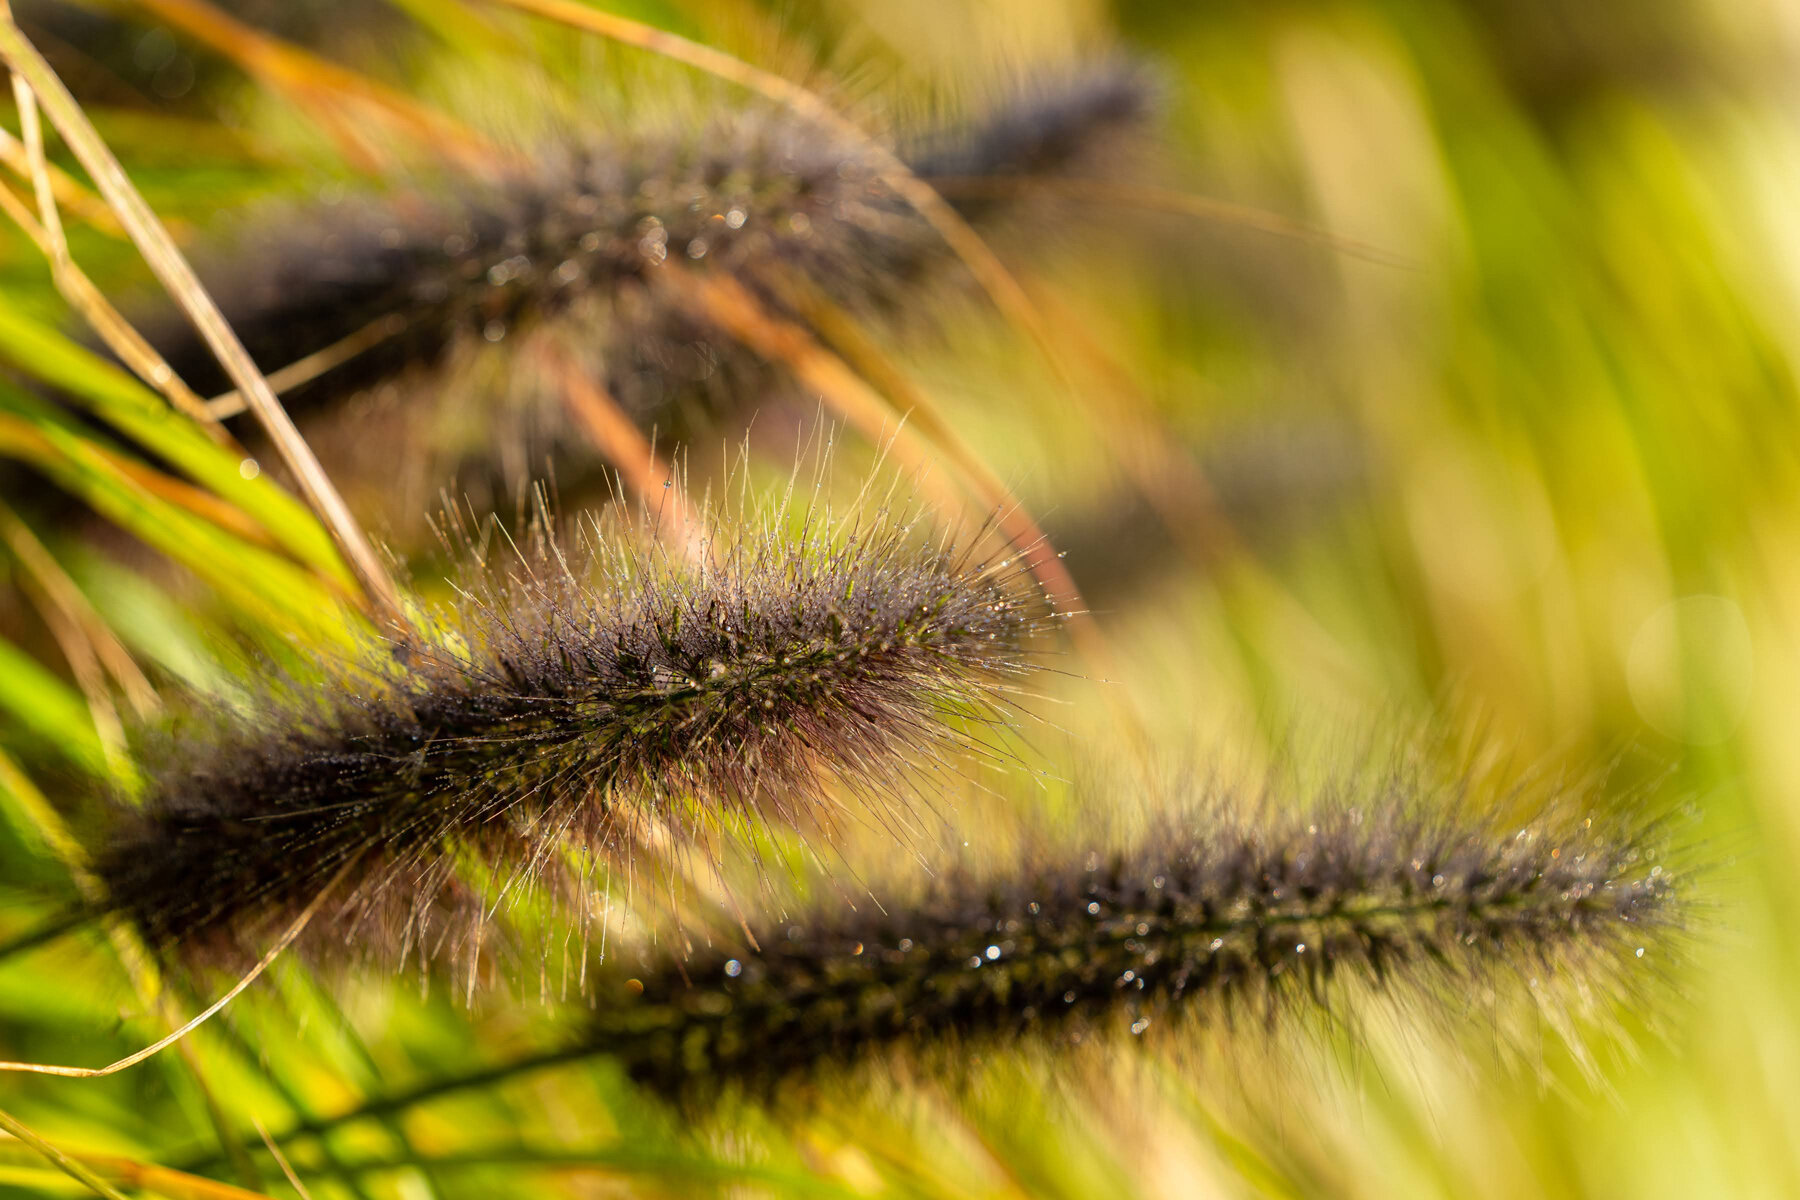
[87,503,1056,980]
[571,787,1677,1098]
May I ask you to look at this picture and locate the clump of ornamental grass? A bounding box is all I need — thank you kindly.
[81,494,1057,985]
[111,65,1154,530]
[559,771,1679,1101]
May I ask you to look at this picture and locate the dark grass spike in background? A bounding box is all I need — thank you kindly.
[107,65,1156,524]
[905,61,1161,222]
[84,499,1057,981]
[569,786,1677,1101]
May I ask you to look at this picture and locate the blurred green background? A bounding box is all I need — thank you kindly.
[2,0,1797,1195]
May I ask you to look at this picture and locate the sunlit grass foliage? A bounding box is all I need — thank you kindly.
[0,0,1792,1196]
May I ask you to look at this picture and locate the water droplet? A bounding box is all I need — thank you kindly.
[1130,1018,1150,1035]
[134,29,178,72]
[1086,902,1101,916]
[238,458,260,480]
[483,320,506,342]
[725,208,747,229]
[1635,947,1646,958]
[724,959,742,977]
[985,945,1001,960]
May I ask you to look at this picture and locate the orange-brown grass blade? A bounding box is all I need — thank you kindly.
[741,263,1132,686]
[0,1106,135,1200]
[125,0,496,174]
[653,266,1086,617]
[0,1125,278,1199]
[0,413,273,547]
[0,123,120,235]
[0,96,230,442]
[535,338,704,562]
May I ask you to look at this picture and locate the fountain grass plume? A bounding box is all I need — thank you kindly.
[85,495,1057,980]
[105,65,1157,524]
[570,773,1678,1099]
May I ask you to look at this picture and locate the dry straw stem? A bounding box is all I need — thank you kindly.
[0,1107,133,1200]
[0,8,408,628]
[0,498,153,782]
[0,856,353,1080]
[0,124,121,234]
[0,504,157,723]
[203,315,406,421]
[88,501,1054,980]
[0,751,267,1184]
[249,1119,312,1200]
[0,79,229,443]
